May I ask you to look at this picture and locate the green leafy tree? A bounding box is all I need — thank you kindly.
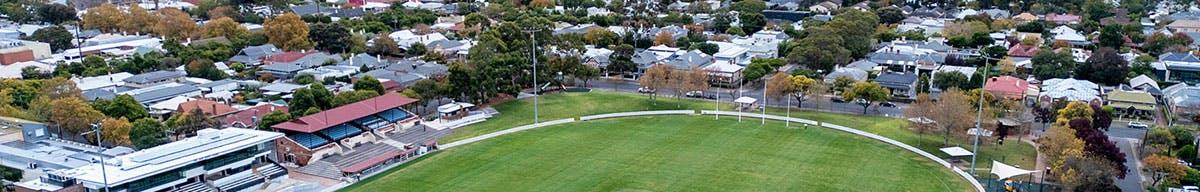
[37,3,77,24]
[24,26,73,52]
[407,43,427,57]
[788,26,850,72]
[738,12,767,35]
[175,107,219,136]
[842,81,892,114]
[258,111,291,130]
[730,0,766,13]
[130,118,165,149]
[93,95,148,120]
[354,75,386,95]
[607,44,636,74]
[1032,50,1076,79]
[933,71,969,90]
[875,7,906,24]
[1076,47,1128,85]
[1098,24,1125,49]
[309,23,354,53]
[333,90,381,107]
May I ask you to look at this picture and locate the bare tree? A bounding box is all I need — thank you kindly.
[905,93,935,147]
[639,64,673,105]
[931,88,975,146]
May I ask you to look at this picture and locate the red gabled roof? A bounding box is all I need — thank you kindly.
[177,99,238,116]
[983,76,1030,99]
[265,51,317,63]
[1008,44,1040,58]
[218,104,289,128]
[272,92,418,133]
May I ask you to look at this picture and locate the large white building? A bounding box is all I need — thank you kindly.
[16,128,287,192]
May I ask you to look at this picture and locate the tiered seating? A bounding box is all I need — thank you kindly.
[169,181,214,192]
[318,124,362,141]
[287,133,330,149]
[378,108,412,122]
[214,163,289,192]
[295,161,342,180]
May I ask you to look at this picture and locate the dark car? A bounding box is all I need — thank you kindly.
[831,97,846,103]
[880,102,897,108]
[702,94,718,100]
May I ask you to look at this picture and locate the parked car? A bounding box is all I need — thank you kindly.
[1128,121,1149,129]
[830,97,846,103]
[880,102,897,108]
[637,87,654,93]
[685,91,703,97]
[701,94,717,100]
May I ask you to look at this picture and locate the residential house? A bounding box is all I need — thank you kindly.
[272,93,420,169]
[1128,74,1162,98]
[1167,20,1200,33]
[0,61,52,79]
[1107,90,1157,115]
[217,103,289,128]
[16,128,286,192]
[1163,83,1200,119]
[74,72,134,92]
[389,30,448,48]
[731,30,789,58]
[62,35,162,60]
[662,50,714,70]
[1039,78,1101,103]
[123,71,186,88]
[260,82,307,96]
[875,72,919,97]
[707,41,750,66]
[1051,26,1089,45]
[299,65,360,80]
[228,44,281,66]
[979,9,1011,19]
[583,47,612,70]
[197,79,240,93]
[258,51,341,79]
[426,39,470,61]
[0,39,50,65]
[703,61,743,87]
[1154,52,1200,83]
[338,53,388,70]
[1008,44,1040,58]
[1011,13,1038,22]
[983,76,1032,100]
[176,98,237,117]
[124,83,204,107]
[1046,13,1082,25]
[823,67,868,84]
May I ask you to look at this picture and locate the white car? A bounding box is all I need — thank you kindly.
[637,87,655,93]
[1128,121,1149,129]
[685,91,703,97]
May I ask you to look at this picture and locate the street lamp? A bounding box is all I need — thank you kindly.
[523,29,540,124]
[80,122,109,192]
[970,55,999,176]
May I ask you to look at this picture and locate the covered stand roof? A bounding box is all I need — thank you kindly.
[734,97,758,104]
[273,93,418,133]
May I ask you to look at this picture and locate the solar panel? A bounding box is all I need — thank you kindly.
[319,124,362,141]
[378,108,412,122]
[288,133,331,149]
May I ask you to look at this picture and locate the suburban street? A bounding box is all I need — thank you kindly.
[586,78,906,117]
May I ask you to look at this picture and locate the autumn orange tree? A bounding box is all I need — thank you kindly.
[1144,154,1187,188]
[639,64,672,105]
[200,17,248,39]
[82,3,122,32]
[155,8,198,39]
[653,31,675,46]
[120,3,158,34]
[100,117,132,146]
[264,13,313,51]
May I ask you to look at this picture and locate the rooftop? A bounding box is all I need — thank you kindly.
[123,71,184,84]
[272,93,418,133]
[49,128,282,188]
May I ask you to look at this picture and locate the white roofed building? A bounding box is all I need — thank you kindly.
[16,128,287,192]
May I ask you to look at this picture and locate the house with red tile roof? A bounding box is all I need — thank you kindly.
[1046,13,1081,25]
[217,104,290,129]
[271,93,420,168]
[984,76,1032,100]
[1008,44,1040,58]
[176,99,238,116]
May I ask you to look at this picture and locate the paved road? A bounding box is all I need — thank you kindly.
[586,78,906,117]
[1113,137,1144,192]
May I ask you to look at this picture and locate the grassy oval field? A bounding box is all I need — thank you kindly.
[342,115,972,192]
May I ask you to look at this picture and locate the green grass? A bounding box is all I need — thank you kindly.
[342,116,972,192]
[444,91,1037,172]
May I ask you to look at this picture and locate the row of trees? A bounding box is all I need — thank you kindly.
[0,78,173,149]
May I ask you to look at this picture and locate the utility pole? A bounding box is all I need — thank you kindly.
[85,122,109,192]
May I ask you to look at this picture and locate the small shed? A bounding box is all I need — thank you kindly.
[438,102,476,120]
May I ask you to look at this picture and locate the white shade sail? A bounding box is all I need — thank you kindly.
[991,161,1037,180]
[734,97,758,104]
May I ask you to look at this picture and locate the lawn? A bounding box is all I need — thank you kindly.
[342,116,972,192]
[442,91,1037,172]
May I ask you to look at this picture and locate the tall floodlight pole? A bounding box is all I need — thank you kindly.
[85,123,109,192]
[970,55,997,176]
[715,86,720,120]
[738,79,743,122]
[524,30,539,124]
[761,80,766,125]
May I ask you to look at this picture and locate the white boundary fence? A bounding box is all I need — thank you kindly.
[363,110,986,192]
